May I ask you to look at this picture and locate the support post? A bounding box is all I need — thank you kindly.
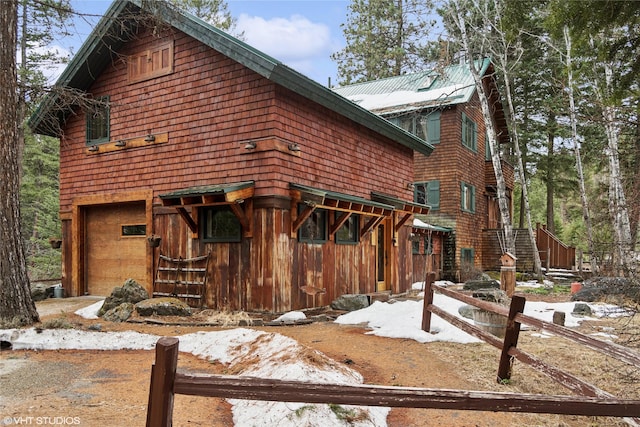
[421,272,436,332]
[146,337,180,427]
[497,296,526,383]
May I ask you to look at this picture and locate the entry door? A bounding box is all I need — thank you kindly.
[85,202,147,296]
[376,223,389,291]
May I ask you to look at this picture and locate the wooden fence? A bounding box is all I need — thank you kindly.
[147,275,640,426]
[421,272,640,425]
[536,223,576,270]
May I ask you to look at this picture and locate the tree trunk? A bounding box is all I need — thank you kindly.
[453,6,515,256]
[0,0,39,326]
[545,112,555,234]
[564,26,597,273]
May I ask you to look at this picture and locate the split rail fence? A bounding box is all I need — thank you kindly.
[147,274,640,426]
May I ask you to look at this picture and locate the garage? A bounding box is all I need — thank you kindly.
[85,202,148,296]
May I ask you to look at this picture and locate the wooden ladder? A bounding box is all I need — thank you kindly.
[152,252,210,308]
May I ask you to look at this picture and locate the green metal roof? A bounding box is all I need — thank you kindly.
[290,183,395,212]
[159,181,254,200]
[29,0,433,157]
[332,60,491,116]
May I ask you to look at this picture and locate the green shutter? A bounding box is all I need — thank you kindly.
[427,111,440,145]
[461,112,467,147]
[427,180,440,209]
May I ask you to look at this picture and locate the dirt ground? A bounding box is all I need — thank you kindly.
[0,294,638,427]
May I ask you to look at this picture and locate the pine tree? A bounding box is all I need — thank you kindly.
[332,0,435,85]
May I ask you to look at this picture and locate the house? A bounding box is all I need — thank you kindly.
[29,0,433,312]
[333,62,515,280]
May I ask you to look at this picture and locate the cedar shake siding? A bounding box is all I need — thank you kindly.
[35,1,431,312]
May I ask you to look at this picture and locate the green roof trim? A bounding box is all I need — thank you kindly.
[370,191,430,214]
[29,0,433,157]
[159,181,254,200]
[290,183,394,212]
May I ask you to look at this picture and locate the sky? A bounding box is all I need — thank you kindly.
[0,280,628,426]
[58,0,351,86]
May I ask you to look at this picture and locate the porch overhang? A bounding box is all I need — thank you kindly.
[289,183,395,238]
[158,181,255,236]
[371,191,431,232]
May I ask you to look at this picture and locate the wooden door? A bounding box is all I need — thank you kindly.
[376,223,389,291]
[85,202,147,296]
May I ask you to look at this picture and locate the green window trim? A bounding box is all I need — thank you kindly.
[461,112,477,152]
[86,96,110,145]
[460,181,476,213]
[460,247,474,265]
[388,110,440,145]
[335,214,359,245]
[200,206,242,243]
[298,207,328,243]
[414,180,440,210]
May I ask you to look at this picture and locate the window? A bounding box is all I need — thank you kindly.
[200,206,241,242]
[121,224,146,236]
[86,96,110,145]
[412,235,432,255]
[460,182,476,213]
[461,248,474,264]
[336,214,359,244]
[389,110,440,145]
[414,180,439,209]
[462,112,477,152]
[299,208,327,243]
[128,40,174,83]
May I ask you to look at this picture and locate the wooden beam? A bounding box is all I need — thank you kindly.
[229,200,253,238]
[86,132,168,155]
[361,215,385,238]
[291,203,316,237]
[329,211,351,237]
[395,212,412,232]
[177,207,198,233]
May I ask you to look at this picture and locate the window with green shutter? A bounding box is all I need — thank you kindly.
[461,112,477,152]
[414,180,439,209]
[460,181,476,213]
[388,110,440,145]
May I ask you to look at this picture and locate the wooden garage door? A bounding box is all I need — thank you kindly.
[86,202,147,296]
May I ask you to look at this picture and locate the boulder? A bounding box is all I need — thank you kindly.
[135,297,192,317]
[572,302,592,316]
[472,288,509,305]
[458,304,477,320]
[98,279,149,316]
[330,294,369,312]
[30,283,52,301]
[102,303,135,322]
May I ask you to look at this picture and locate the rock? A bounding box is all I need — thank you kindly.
[102,303,135,322]
[330,294,369,312]
[463,280,500,291]
[458,304,477,320]
[572,302,592,316]
[98,279,149,316]
[571,276,640,303]
[30,284,50,301]
[87,323,102,331]
[135,297,192,317]
[472,288,509,305]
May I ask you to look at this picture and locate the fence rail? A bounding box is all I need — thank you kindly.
[146,337,640,427]
[421,272,640,425]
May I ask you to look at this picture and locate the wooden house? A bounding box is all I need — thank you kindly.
[334,62,515,280]
[29,0,433,312]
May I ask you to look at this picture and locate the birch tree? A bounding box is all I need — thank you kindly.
[444,0,516,257]
[562,26,598,273]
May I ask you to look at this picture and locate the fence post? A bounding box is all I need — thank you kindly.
[146,337,180,427]
[497,295,526,383]
[421,272,436,332]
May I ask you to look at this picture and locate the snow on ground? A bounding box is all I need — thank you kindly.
[0,280,633,426]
